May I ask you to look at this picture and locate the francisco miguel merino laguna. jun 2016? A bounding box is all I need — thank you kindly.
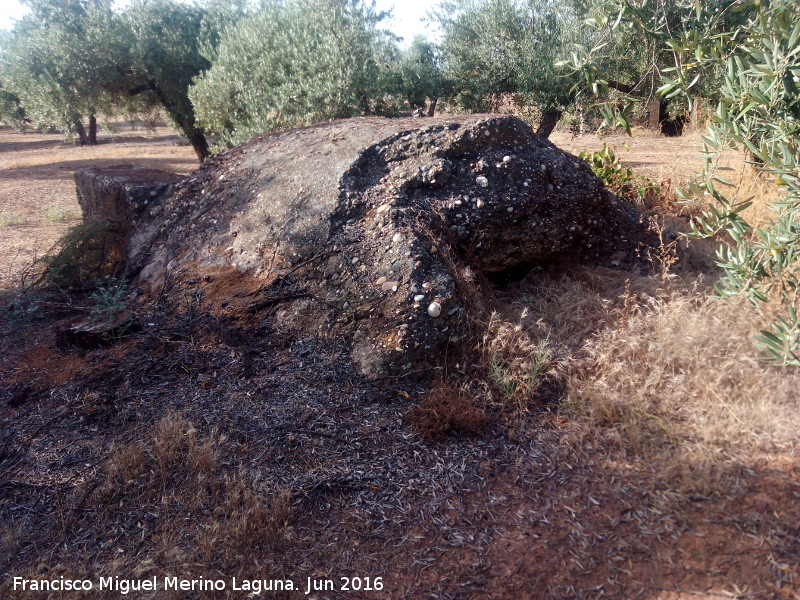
[12,575,386,595]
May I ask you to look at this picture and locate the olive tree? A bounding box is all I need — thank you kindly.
[574,0,800,365]
[436,0,584,137]
[565,0,755,135]
[0,85,26,129]
[0,0,120,144]
[0,33,28,130]
[0,0,241,159]
[395,36,447,116]
[119,0,245,160]
[189,0,398,148]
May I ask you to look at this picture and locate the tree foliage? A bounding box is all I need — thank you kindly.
[0,32,27,129]
[567,0,758,133]
[435,0,584,136]
[0,84,26,130]
[0,0,241,159]
[394,36,446,114]
[0,0,121,143]
[575,0,800,365]
[119,0,225,160]
[190,0,397,148]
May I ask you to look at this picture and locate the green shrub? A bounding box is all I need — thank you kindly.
[34,222,124,290]
[89,275,129,321]
[579,143,660,205]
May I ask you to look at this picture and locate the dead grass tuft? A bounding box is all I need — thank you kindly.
[104,442,146,488]
[101,412,222,506]
[481,310,552,413]
[221,481,292,551]
[407,380,489,440]
[44,203,81,224]
[29,412,298,598]
[0,210,29,227]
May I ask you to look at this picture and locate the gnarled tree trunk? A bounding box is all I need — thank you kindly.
[74,119,89,146]
[88,114,98,145]
[128,79,210,162]
[186,130,210,162]
[427,98,438,117]
[150,83,209,161]
[536,109,562,139]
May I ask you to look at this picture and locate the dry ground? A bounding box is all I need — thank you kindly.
[0,123,196,287]
[0,121,798,600]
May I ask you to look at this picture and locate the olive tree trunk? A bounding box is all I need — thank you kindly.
[427,98,438,117]
[536,109,562,139]
[74,119,89,145]
[88,114,98,145]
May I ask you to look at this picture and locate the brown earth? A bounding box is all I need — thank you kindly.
[0,123,196,287]
[0,121,797,600]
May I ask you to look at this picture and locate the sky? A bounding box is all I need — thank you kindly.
[0,0,27,30]
[0,0,440,44]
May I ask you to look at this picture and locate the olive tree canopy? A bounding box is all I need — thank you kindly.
[189,0,398,148]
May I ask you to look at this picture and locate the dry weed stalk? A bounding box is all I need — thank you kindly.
[482,309,552,415]
[643,215,681,282]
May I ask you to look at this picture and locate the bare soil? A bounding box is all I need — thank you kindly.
[0,121,797,600]
[0,124,196,287]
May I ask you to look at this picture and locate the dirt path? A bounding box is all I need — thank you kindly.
[551,128,707,181]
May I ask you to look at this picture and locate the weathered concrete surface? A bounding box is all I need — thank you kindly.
[103,115,635,378]
[74,165,182,251]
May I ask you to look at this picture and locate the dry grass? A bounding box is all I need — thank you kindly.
[406,379,489,439]
[43,203,82,223]
[481,310,553,414]
[485,246,799,458]
[552,127,708,184]
[718,156,786,229]
[0,210,29,227]
[566,289,800,455]
[2,412,294,600]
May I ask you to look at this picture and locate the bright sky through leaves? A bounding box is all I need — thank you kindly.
[0,0,439,44]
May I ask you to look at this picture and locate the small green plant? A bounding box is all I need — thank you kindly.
[88,276,137,344]
[89,276,129,322]
[0,210,29,227]
[2,293,44,330]
[488,353,519,401]
[579,143,660,205]
[44,204,81,223]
